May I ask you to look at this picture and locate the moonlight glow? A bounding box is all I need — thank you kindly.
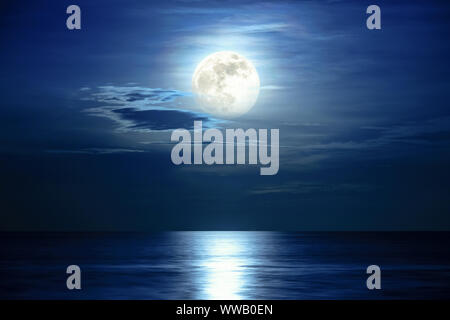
[192,51,260,118]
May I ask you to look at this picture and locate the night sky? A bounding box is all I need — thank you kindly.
[1,0,450,231]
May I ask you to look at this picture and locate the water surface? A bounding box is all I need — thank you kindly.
[1,232,449,299]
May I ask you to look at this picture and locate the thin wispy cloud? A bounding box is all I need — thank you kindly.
[46,148,146,155]
[249,181,373,196]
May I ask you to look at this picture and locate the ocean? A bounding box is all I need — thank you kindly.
[1,232,449,299]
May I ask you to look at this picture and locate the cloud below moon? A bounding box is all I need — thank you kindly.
[83,85,220,131]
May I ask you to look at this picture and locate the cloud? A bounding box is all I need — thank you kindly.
[273,116,450,171]
[90,86,192,106]
[260,85,287,90]
[46,148,145,154]
[219,23,290,35]
[374,117,450,146]
[249,181,373,196]
[296,117,450,152]
[112,108,210,130]
[83,85,219,132]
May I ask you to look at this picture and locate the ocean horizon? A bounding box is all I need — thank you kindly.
[1,231,449,299]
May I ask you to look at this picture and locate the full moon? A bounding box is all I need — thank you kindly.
[192,51,260,118]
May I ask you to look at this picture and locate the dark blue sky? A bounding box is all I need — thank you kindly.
[1,0,450,230]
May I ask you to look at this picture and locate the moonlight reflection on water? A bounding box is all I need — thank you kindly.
[199,234,250,299]
[1,232,450,299]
